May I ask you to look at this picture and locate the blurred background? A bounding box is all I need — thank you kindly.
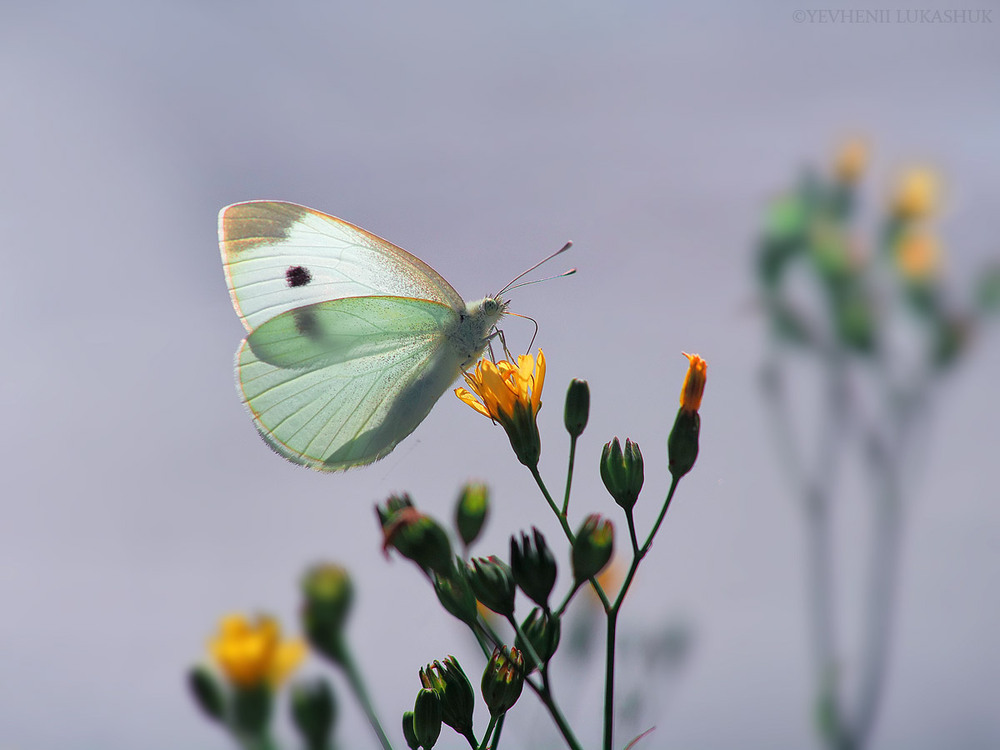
[1,1,997,748]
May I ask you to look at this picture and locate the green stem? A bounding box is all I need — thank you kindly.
[529,464,574,541]
[524,678,584,750]
[338,648,394,750]
[555,580,582,618]
[603,609,619,750]
[507,614,545,676]
[492,713,506,749]
[625,509,639,557]
[507,615,582,750]
[478,715,499,750]
[530,464,612,612]
[562,434,578,516]
[603,475,682,750]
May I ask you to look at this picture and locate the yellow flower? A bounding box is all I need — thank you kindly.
[834,138,868,183]
[456,350,545,466]
[209,614,306,688]
[891,167,939,220]
[679,353,707,414]
[895,230,942,282]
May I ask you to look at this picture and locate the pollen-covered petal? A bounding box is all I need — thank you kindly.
[481,364,519,416]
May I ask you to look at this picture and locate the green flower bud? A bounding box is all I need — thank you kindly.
[301,564,354,665]
[433,564,478,625]
[420,657,476,741]
[413,688,442,748]
[291,677,336,750]
[515,607,561,672]
[187,665,226,723]
[510,528,557,610]
[232,684,272,738]
[455,483,490,548]
[376,493,415,527]
[668,409,700,480]
[402,711,420,750]
[572,514,614,583]
[467,556,516,617]
[600,437,644,510]
[481,646,525,717]
[564,379,590,438]
[379,498,454,576]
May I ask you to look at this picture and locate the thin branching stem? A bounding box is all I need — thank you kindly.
[562,434,579,516]
[602,475,682,750]
[530,465,612,612]
[338,648,395,750]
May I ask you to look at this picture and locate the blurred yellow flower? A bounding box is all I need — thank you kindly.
[834,138,868,183]
[456,350,545,466]
[679,353,707,414]
[892,167,939,220]
[895,230,942,282]
[209,614,306,688]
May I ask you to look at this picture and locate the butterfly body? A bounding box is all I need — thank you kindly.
[220,201,507,471]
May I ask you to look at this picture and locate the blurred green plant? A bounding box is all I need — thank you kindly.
[755,139,998,750]
[190,350,707,749]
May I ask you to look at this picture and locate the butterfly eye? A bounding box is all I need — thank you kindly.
[483,298,500,315]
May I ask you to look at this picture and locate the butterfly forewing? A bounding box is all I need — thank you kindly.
[220,201,465,332]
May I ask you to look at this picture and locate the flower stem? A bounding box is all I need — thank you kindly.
[603,474,683,750]
[603,608,619,750]
[508,614,545,676]
[530,464,612,611]
[529,465,574,541]
[492,714,506,749]
[625,509,639,557]
[562,434,578,516]
[478,715,499,750]
[338,648,394,750]
[524,677,584,750]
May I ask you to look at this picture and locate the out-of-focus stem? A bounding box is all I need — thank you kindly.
[338,648,394,750]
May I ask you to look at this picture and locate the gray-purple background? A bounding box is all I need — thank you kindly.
[1,1,997,748]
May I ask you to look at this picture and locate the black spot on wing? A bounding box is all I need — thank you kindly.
[294,309,321,340]
[286,265,312,287]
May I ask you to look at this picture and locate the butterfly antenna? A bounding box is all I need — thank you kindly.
[504,267,576,293]
[497,241,573,296]
[506,312,540,353]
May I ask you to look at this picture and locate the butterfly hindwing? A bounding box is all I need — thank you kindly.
[237,296,467,471]
[219,201,465,332]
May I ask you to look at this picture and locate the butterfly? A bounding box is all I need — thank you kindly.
[219,201,516,471]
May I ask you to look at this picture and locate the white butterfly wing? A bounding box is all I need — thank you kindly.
[237,295,472,471]
[219,201,465,332]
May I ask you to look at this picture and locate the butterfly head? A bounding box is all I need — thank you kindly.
[469,295,509,330]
